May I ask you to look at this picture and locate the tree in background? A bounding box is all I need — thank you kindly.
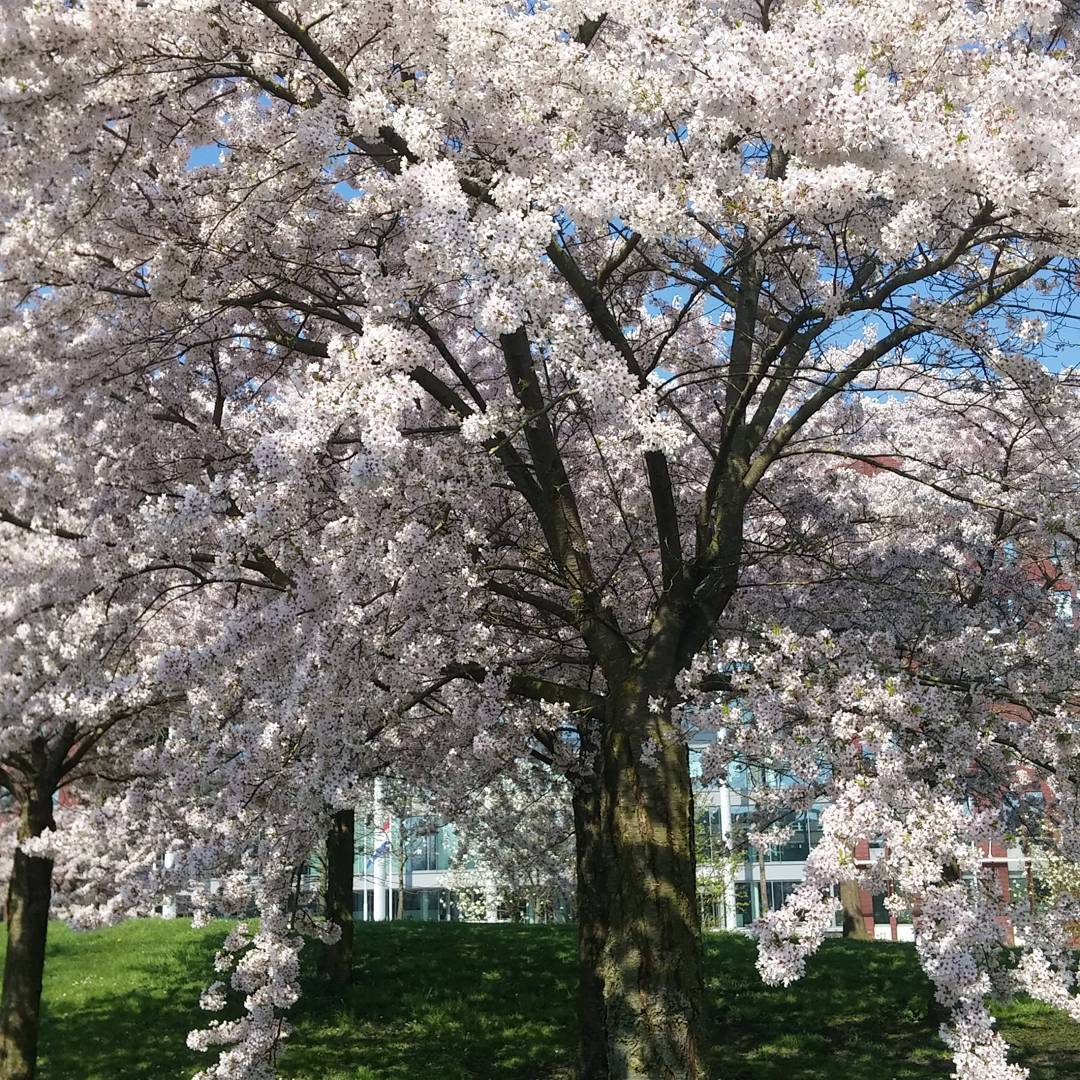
[318,809,354,985]
[698,387,1080,1075]
[442,763,576,924]
[693,824,743,933]
[0,408,183,1080]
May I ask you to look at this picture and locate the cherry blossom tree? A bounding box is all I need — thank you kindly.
[6,2,1080,1079]
[0,403,188,1080]
[701,383,1080,1079]
[437,757,576,923]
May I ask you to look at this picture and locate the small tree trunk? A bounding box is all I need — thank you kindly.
[396,832,405,920]
[596,677,705,1080]
[840,879,871,940]
[573,766,609,1080]
[319,808,354,986]
[0,791,55,1080]
[756,845,769,919]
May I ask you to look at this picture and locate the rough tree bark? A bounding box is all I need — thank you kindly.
[0,788,55,1080]
[595,674,705,1080]
[573,760,609,1080]
[840,879,872,940]
[319,808,354,986]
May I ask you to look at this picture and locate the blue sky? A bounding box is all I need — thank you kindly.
[182,141,1080,376]
[186,143,229,169]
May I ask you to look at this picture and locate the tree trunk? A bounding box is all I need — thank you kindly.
[753,766,770,921]
[0,791,55,1080]
[573,765,609,1080]
[396,831,405,920]
[840,879,871,940]
[756,845,769,920]
[319,808,354,986]
[594,677,705,1080]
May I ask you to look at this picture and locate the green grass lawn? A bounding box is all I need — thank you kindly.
[10,919,1080,1079]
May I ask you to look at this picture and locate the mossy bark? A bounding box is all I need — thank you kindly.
[573,765,609,1080]
[593,678,705,1080]
[0,791,55,1080]
[320,808,354,986]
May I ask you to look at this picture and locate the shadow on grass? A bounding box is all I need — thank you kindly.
[34,921,230,1080]
[16,921,1080,1079]
[994,994,1080,1080]
[283,923,579,1080]
[705,935,950,1080]
[286,929,949,1080]
[704,935,1080,1080]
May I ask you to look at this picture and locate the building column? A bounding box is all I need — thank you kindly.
[373,778,388,922]
[718,784,736,930]
[161,850,177,920]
